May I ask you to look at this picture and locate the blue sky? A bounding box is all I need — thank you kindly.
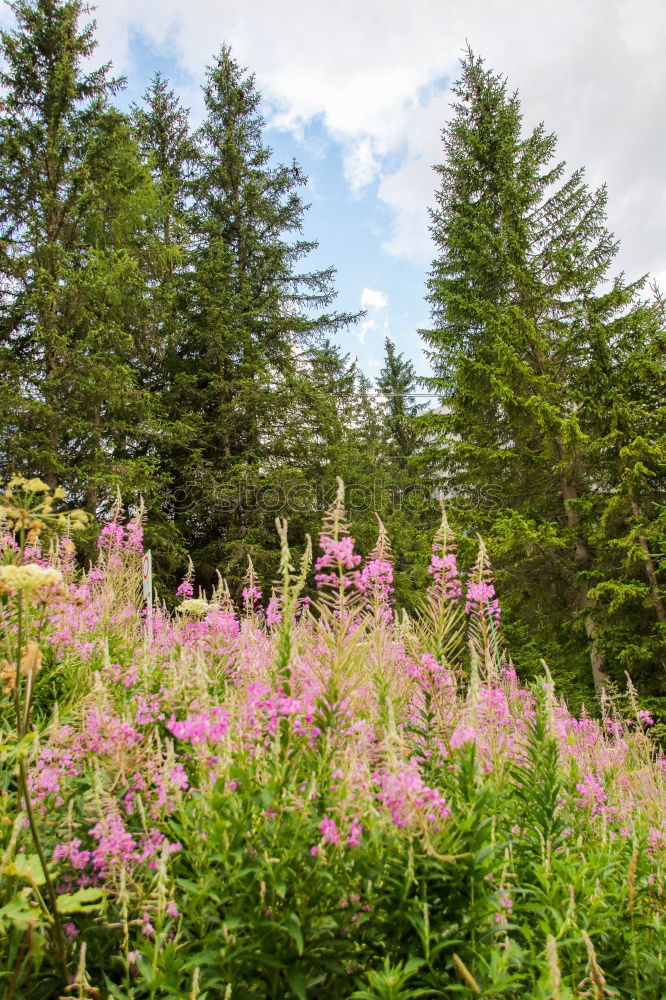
[117,31,439,382]
[4,0,666,386]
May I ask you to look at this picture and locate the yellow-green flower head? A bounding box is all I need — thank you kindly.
[23,478,52,494]
[177,598,209,617]
[0,564,63,595]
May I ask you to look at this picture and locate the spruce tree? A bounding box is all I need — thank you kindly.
[166,46,355,588]
[376,338,438,607]
[377,337,427,465]
[0,0,160,511]
[584,291,666,697]
[131,73,196,365]
[422,49,665,700]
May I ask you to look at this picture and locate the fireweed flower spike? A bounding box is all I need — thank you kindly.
[242,556,263,617]
[176,557,195,599]
[464,536,502,679]
[355,515,395,620]
[314,479,361,594]
[465,538,501,625]
[427,503,462,603]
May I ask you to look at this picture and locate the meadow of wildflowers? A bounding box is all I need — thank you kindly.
[1,477,665,999]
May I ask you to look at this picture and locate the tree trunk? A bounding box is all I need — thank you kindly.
[631,498,666,625]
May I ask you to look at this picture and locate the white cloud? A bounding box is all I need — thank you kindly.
[357,318,376,346]
[360,288,388,310]
[84,0,666,281]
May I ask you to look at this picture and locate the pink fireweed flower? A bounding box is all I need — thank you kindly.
[167,707,230,745]
[422,653,455,691]
[97,522,124,550]
[319,816,340,845]
[314,534,361,590]
[375,763,451,829]
[242,585,262,612]
[85,707,141,757]
[428,550,462,601]
[637,710,654,727]
[450,724,477,749]
[647,828,666,854]
[97,517,143,554]
[495,890,513,925]
[176,579,194,599]
[53,839,91,871]
[266,594,282,627]
[346,816,363,848]
[355,558,394,615]
[124,516,144,553]
[89,812,138,876]
[574,773,607,817]
[465,580,501,624]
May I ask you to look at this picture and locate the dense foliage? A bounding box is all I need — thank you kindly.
[421,50,666,714]
[2,477,666,998]
[0,0,427,597]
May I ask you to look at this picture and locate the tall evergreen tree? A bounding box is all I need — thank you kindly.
[376,338,438,606]
[422,49,665,701]
[377,337,427,465]
[584,291,666,690]
[131,73,195,364]
[166,46,355,588]
[0,0,161,511]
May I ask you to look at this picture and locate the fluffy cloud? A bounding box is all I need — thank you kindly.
[357,289,389,348]
[360,288,388,310]
[52,0,666,283]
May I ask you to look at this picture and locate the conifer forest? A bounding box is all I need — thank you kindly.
[0,2,665,997]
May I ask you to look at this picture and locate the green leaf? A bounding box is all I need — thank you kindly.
[56,887,106,914]
[286,912,304,955]
[7,852,45,885]
[0,896,44,931]
[286,967,307,1000]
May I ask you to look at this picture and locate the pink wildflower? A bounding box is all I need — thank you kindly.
[376,763,451,829]
[53,839,91,871]
[346,816,363,848]
[355,558,394,614]
[647,828,666,854]
[314,534,361,590]
[574,774,607,817]
[176,579,194,599]
[428,550,462,601]
[465,580,501,624]
[495,890,513,925]
[450,725,477,749]
[166,707,230,745]
[319,816,340,845]
[266,595,282,627]
[242,585,262,611]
